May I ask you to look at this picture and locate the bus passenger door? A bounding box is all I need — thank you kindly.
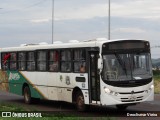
[89,52,100,103]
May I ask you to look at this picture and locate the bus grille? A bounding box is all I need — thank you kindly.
[119,91,144,95]
[121,96,143,102]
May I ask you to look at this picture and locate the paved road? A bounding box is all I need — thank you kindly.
[0,90,160,119]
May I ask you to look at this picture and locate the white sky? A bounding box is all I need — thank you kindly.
[0,0,160,58]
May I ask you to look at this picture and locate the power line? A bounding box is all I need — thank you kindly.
[24,0,47,9]
[0,0,47,14]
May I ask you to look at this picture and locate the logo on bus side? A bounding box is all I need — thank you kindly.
[9,72,20,81]
[66,76,70,85]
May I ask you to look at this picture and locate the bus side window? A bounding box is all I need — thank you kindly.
[18,52,26,70]
[10,53,17,70]
[73,49,86,73]
[2,53,10,70]
[80,62,86,73]
[49,50,59,72]
[27,52,35,71]
[37,51,47,71]
[60,50,72,72]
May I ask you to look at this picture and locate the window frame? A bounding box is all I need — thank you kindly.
[1,52,11,70]
[73,49,86,73]
[0,47,91,73]
[36,50,48,71]
[60,49,72,72]
[48,50,59,72]
[18,51,26,71]
[9,52,17,70]
[26,51,36,71]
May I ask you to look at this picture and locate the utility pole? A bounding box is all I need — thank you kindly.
[52,0,54,44]
[108,0,111,40]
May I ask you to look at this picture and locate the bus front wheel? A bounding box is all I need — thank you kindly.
[23,86,32,104]
[76,92,86,111]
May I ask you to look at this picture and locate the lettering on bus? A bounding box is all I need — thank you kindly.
[9,72,20,81]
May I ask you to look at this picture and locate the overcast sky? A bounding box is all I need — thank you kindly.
[0,0,160,58]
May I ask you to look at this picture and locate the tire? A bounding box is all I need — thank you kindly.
[23,86,32,104]
[116,105,128,110]
[76,92,86,111]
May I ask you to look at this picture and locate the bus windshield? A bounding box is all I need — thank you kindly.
[102,53,152,81]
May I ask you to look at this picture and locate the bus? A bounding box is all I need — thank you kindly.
[0,38,154,111]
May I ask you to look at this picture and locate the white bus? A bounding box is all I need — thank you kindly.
[0,38,153,111]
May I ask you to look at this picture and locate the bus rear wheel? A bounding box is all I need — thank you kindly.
[76,92,86,111]
[23,86,32,104]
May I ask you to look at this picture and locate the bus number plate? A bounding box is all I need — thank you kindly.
[129,95,137,101]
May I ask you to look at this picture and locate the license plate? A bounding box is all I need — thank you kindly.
[129,95,137,101]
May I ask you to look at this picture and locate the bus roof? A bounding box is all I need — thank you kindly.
[1,38,148,52]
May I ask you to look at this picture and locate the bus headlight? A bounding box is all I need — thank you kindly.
[104,87,119,96]
[104,87,111,94]
[145,85,154,93]
[149,85,154,91]
[150,85,154,89]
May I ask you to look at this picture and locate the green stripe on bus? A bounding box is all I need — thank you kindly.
[6,70,47,99]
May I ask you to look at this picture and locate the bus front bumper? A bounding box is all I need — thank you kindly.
[100,85,154,106]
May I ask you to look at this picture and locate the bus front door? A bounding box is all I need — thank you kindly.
[89,52,100,103]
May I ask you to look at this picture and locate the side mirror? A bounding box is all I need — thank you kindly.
[98,58,103,71]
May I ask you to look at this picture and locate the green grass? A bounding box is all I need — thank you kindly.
[0,103,115,120]
[0,103,25,111]
[0,103,69,119]
[153,75,160,94]
[152,70,160,94]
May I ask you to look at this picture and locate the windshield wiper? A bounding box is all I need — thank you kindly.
[114,53,127,76]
